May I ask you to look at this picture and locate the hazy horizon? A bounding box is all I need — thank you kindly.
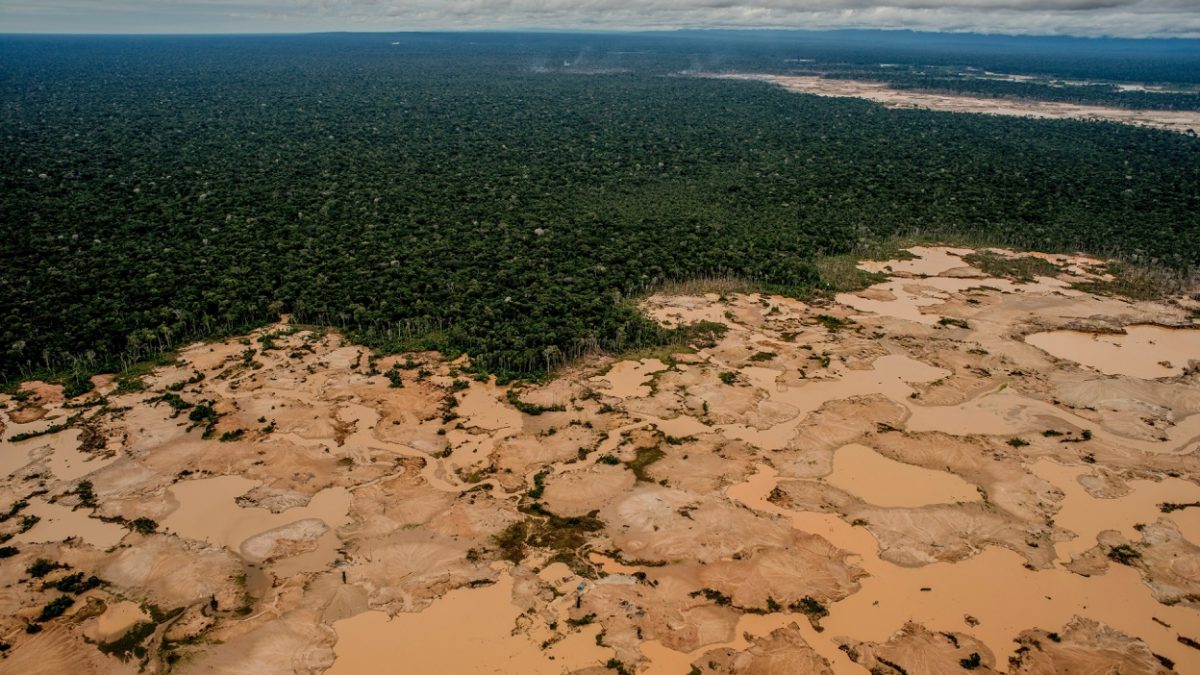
[2,1,1199,39]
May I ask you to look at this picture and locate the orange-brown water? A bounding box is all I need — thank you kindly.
[1027,325,1200,379]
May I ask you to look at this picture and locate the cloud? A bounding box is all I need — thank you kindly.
[2,0,1199,38]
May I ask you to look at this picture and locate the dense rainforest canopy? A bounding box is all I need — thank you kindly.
[1,32,1198,380]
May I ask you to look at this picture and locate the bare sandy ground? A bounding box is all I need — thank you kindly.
[707,73,1200,134]
[1,245,1199,674]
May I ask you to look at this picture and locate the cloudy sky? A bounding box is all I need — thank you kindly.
[2,0,1199,38]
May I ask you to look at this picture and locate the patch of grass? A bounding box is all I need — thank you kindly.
[495,508,606,575]
[963,251,1060,282]
[59,373,96,399]
[1107,543,1142,565]
[959,652,983,670]
[1071,261,1186,301]
[27,558,68,578]
[528,470,549,500]
[812,254,887,294]
[8,422,69,443]
[36,595,75,622]
[492,521,530,564]
[218,429,245,442]
[187,402,220,437]
[790,596,829,628]
[113,353,180,394]
[129,517,158,534]
[937,317,970,329]
[506,389,565,416]
[76,480,97,508]
[718,371,738,385]
[97,620,157,661]
[815,314,853,332]
[51,572,101,594]
[626,447,665,483]
[149,392,193,416]
[0,500,29,523]
[688,588,733,606]
[748,350,777,362]
[566,613,596,627]
[384,367,404,388]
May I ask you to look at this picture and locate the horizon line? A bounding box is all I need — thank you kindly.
[2,27,1200,42]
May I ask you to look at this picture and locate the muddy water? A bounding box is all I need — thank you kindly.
[13,498,128,549]
[1,428,118,482]
[592,359,667,399]
[456,379,524,431]
[1027,325,1200,379]
[649,414,712,439]
[718,354,949,450]
[161,476,350,573]
[327,572,613,674]
[84,600,150,643]
[1032,460,1200,559]
[697,464,1200,673]
[825,444,980,508]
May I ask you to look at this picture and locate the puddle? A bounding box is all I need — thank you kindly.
[1,428,117,482]
[161,476,350,573]
[825,443,980,508]
[84,600,150,643]
[1032,460,1200,560]
[13,498,128,549]
[456,379,524,431]
[650,414,712,439]
[592,359,667,399]
[1026,326,1200,379]
[588,552,640,576]
[709,464,1200,673]
[327,572,613,674]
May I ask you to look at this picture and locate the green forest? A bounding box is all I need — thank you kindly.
[2,33,1198,381]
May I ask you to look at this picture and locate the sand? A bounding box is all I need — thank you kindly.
[3,244,1199,674]
[708,73,1200,134]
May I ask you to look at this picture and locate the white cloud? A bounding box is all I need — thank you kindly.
[2,0,1199,37]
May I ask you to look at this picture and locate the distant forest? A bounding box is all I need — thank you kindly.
[2,32,1199,380]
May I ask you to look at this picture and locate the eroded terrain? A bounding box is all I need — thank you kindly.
[2,245,1200,674]
[708,73,1200,134]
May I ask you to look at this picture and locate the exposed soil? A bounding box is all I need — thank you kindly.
[709,73,1200,134]
[2,244,1199,674]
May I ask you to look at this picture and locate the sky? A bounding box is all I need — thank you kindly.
[2,1,1199,38]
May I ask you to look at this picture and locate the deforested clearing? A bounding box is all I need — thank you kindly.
[3,245,1199,673]
[710,73,1200,133]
